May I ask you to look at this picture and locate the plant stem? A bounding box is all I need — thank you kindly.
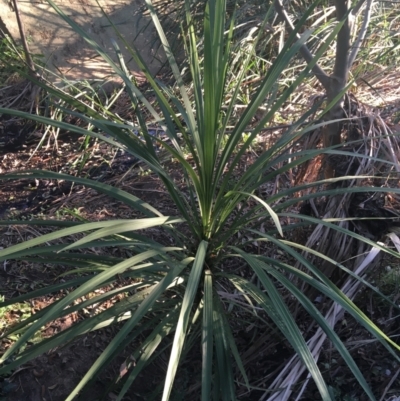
[11,0,36,75]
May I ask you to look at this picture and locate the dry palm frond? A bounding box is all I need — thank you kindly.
[355,66,400,107]
[264,243,383,401]
[264,97,400,401]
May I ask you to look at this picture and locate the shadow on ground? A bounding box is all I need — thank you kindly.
[1,0,172,84]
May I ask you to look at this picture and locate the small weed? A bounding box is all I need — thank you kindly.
[0,36,43,87]
[55,207,86,221]
[0,296,43,351]
[379,265,400,295]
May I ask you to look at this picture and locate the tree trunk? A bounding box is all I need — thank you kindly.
[321,0,352,177]
[275,0,371,178]
[322,78,347,177]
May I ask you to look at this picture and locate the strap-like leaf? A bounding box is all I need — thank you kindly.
[0,170,162,216]
[202,270,213,401]
[65,257,188,401]
[116,306,179,401]
[162,241,208,401]
[0,249,164,365]
[230,249,332,401]
[213,293,236,401]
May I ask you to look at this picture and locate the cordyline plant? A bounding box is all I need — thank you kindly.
[0,0,399,400]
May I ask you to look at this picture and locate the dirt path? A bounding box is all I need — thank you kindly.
[1,0,166,85]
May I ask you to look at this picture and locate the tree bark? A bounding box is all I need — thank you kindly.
[274,0,359,177]
[322,0,351,148]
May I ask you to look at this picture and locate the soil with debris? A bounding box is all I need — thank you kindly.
[0,111,174,400]
[1,93,400,401]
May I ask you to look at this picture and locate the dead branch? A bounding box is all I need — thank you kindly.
[274,0,374,171]
[274,0,330,91]
[348,0,373,68]
[11,0,36,75]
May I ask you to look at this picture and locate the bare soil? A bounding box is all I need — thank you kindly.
[1,0,166,84]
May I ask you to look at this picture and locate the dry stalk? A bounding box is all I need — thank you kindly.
[265,108,400,400]
[11,0,35,75]
[264,244,383,401]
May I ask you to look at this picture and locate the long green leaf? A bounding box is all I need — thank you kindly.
[162,240,208,401]
[232,249,332,400]
[0,249,165,365]
[202,270,213,401]
[116,306,179,401]
[65,256,190,401]
[213,292,236,401]
[247,258,376,399]
[0,285,159,374]
[0,170,162,217]
[0,218,181,261]
[59,219,183,252]
[246,232,400,353]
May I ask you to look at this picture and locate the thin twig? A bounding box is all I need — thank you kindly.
[11,0,35,75]
[274,0,330,90]
[352,0,368,16]
[379,367,400,401]
[348,0,373,68]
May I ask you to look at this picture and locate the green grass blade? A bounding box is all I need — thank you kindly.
[46,0,168,126]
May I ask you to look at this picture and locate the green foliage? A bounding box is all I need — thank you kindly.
[0,36,42,86]
[0,37,23,85]
[0,296,43,348]
[0,0,400,400]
